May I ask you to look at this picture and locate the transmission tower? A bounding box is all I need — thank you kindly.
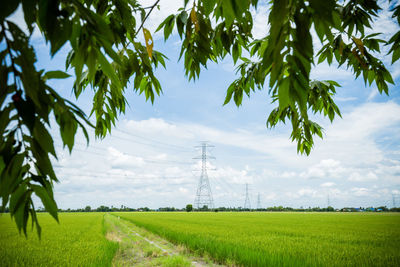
[194,142,214,209]
[244,183,251,209]
[256,192,261,210]
[327,194,331,207]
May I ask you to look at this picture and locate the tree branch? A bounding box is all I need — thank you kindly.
[136,0,161,35]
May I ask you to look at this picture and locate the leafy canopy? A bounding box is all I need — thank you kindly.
[0,0,398,236]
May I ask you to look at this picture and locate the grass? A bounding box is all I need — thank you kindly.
[103,214,196,266]
[115,212,400,267]
[1,212,399,266]
[0,212,118,267]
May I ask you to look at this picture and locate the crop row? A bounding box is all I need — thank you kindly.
[0,213,117,266]
[116,212,400,266]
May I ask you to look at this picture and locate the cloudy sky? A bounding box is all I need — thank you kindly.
[13,0,400,209]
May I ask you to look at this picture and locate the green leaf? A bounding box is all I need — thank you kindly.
[0,0,20,21]
[22,0,36,33]
[9,182,28,213]
[156,14,174,32]
[232,42,240,64]
[392,48,400,64]
[14,97,36,132]
[382,70,394,84]
[57,112,78,153]
[278,78,290,110]
[13,193,30,236]
[0,105,13,135]
[203,0,216,16]
[96,49,121,87]
[223,83,235,105]
[31,184,58,222]
[33,118,57,158]
[29,207,42,238]
[164,15,176,41]
[43,70,71,80]
[29,138,58,181]
[0,153,24,200]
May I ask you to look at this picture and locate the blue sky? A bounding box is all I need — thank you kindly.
[10,0,400,209]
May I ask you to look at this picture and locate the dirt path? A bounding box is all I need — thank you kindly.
[104,214,225,267]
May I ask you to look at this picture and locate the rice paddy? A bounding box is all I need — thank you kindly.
[116,212,400,267]
[0,212,399,266]
[0,213,117,266]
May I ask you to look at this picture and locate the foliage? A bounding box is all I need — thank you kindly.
[0,0,399,236]
[156,0,397,155]
[0,0,166,237]
[118,212,400,266]
[186,204,193,212]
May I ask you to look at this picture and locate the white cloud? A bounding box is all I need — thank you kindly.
[251,4,270,39]
[321,182,336,187]
[351,187,371,197]
[108,147,145,168]
[298,188,318,197]
[348,171,378,182]
[367,89,379,101]
[300,159,345,179]
[335,96,358,102]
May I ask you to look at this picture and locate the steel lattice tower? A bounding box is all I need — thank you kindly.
[244,183,251,209]
[194,142,214,209]
[256,192,261,210]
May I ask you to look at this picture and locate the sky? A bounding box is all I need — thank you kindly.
[10,0,400,209]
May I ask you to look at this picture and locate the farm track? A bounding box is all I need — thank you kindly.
[104,214,225,267]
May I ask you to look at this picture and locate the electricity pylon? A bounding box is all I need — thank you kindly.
[256,192,261,210]
[194,142,214,209]
[244,183,251,209]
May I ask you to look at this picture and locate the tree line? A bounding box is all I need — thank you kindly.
[2,204,397,213]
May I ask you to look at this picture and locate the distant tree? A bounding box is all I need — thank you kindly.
[199,205,209,211]
[96,205,110,212]
[159,207,176,211]
[84,206,91,212]
[186,204,193,212]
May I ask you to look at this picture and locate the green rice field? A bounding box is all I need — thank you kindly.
[0,213,117,266]
[116,212,400,267]
[0,212,399,266]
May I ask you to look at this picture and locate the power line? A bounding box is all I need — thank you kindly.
[114,128,191,152]
[57,169,190,181]
[56,145,193,166]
